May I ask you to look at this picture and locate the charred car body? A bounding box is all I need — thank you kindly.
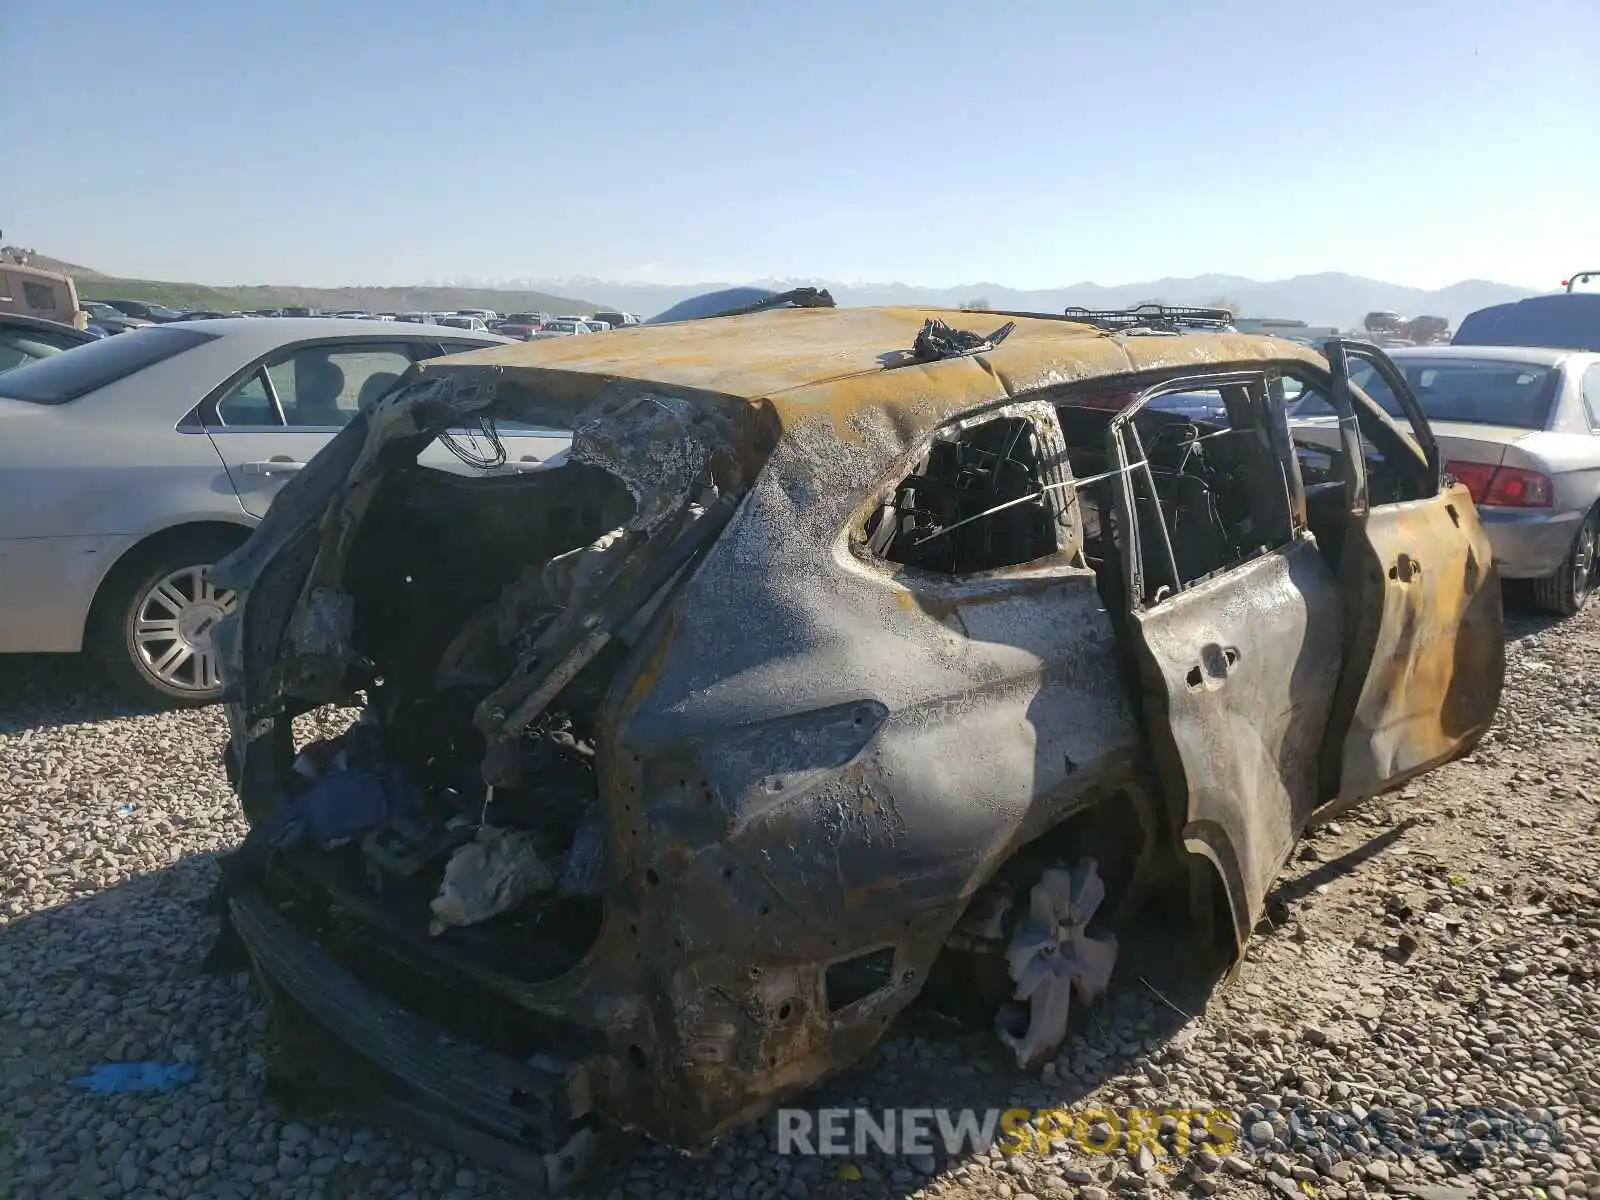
[210,304,1505,1178]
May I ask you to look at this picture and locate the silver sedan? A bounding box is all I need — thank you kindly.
[0,319,570,704]
[1293,344,1600,614]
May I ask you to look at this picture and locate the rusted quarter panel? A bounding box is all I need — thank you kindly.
[1323,481,1505,808]
[1129,538,1343,949]
[592,410,1145,1143]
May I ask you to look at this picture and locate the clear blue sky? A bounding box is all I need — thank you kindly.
[3,0,1595,290]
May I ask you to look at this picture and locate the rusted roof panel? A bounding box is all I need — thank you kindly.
[418,306,1329,420]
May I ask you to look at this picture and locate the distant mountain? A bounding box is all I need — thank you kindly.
[509,272,1539,328]
[32,250,1540,329]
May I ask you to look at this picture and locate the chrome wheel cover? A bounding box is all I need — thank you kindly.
[131,565,236,694]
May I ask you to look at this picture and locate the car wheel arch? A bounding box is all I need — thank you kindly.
[83,519,256,642]
[1179,823,1250,966]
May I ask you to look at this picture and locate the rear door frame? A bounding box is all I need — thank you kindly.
[1107,369,1345,957]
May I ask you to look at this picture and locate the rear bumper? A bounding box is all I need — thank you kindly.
[1479,508,1585,578]
[227,889,591,1183]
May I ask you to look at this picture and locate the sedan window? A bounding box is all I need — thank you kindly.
[0,325,215,404]
[1351,359,1559,430]
[265,344,416,427]
[0,330,76,373]
[1583,364,1600,432]
[215,368,280,426]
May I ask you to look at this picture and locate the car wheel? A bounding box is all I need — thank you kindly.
[90,531,244,706]
[1532,509,1600,617]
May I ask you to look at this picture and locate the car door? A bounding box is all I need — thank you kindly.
[203,340,423,518]
[1316,340,1504,813]
[1111,372,1345,951]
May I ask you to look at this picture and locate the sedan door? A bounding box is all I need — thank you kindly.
[204,338,571,518]
[1316,340,1505,813]
[203,340,423,519]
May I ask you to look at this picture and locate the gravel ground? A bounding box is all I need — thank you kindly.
[2,606,1598,1200]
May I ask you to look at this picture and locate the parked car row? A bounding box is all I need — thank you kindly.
[84,301,647,340]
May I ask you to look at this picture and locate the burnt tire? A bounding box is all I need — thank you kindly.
[88,529,246,707]
[1532,509,1599,617]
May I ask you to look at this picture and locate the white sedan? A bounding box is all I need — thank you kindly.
[0,319,570,704]
[1291,344,1600,614]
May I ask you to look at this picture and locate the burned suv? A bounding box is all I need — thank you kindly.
[210,304,1504,1179]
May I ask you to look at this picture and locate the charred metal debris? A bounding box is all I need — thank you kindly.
[205,307,1504,1182]
[910,317,1018,362]
[1063,303,1237,334]
[702,285,836,319]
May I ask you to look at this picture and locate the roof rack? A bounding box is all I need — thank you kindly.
[1061,304,1236,333]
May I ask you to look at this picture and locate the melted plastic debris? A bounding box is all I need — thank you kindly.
[911,317,1017,363]
[996,860,1117,1069]
[429,826,555,935]
[570,391,711,535]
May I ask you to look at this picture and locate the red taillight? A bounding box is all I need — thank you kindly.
[1446,460,1497,504]
[1485,465,1553,507]
[1446,460,1553,508]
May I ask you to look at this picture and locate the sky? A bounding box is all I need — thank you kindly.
[2,0,1596,291]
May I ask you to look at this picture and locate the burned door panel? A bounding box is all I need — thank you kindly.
[1130,539,1343,948]
[1323,484,1503,808]
[1316,339,1506,810]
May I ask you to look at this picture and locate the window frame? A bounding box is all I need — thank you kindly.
[1105,370,1302,612]
[1580,361,1600,434]
[212,365,285,428]
[848,397,1084,583]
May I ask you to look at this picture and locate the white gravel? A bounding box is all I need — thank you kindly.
[2,605,1597,1200]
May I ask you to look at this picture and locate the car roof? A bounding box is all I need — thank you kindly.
[1454,293,1600,352]
[413,305,1327,443]
[1384,344,1582,367]
[158,317,514,349]
[1,312,93,337]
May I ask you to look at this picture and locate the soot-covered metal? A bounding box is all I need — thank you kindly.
[205,307,1504,1184]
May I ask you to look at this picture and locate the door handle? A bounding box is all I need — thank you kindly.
[241,458,307,476]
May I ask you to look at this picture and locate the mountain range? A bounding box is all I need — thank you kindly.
[445,272,1539,328]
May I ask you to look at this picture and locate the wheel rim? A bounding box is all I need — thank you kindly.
[1577,520,1599,602]
[131,565,236,694]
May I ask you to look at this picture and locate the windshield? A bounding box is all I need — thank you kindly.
[0,325,216,404]
[1304,359,1562,430]
[545,321,576,332]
